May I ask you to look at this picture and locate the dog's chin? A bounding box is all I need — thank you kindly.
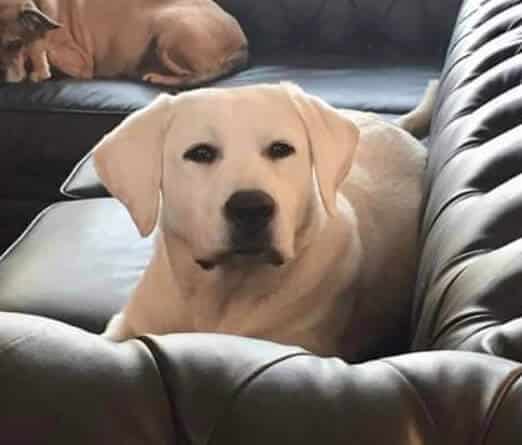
[196,247,285,271]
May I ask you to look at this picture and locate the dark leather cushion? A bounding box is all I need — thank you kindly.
[411,0,522,360]
[0,313,176,444]
[0,52,439,115]
[2,311,522,444]
[0,199,151,333]
[217,53,440,112]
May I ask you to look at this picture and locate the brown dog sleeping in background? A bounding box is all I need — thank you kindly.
[0,0,248,86]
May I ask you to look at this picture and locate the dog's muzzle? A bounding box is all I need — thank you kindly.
[224,189,275,254]
[195,190,284,271]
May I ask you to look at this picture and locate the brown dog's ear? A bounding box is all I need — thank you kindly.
[283,82,360,217]
[93,94,175,237]
[18,5,62,34]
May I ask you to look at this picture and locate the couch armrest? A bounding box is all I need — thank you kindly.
[2,312,522,444]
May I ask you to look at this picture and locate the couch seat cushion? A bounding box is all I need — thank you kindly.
[0,199,151,333]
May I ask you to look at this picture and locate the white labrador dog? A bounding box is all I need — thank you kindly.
[93,82,436,361]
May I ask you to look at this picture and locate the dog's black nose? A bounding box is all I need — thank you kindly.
[225,190,275,228]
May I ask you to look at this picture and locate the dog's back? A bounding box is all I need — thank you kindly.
[336,109,428,359]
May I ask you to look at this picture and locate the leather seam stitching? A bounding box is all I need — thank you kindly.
[0,204,60,263]
[132,338,179,445]
[413,262,471,350]
[421,189,482,242]
[478,368,522,445]
[447,321,502,351]
[380,360,439,436]
[136,335,201,445]
[207,351,313,445]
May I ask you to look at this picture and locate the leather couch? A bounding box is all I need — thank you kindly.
[4,0,522,443]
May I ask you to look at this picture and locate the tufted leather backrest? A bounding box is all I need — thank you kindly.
[215,0,463,56]
[412,0,522,360]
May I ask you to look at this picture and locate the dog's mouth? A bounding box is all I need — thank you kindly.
[196,247,285,271]
[232,247,266,256]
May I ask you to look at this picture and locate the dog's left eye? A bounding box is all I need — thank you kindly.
[267,142,295,160]
[183,144,219,164]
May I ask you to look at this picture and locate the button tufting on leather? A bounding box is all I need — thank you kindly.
[413,0,522,359]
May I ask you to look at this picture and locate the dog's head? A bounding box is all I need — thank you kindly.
[93,83,359,270]
[0,0,60,81]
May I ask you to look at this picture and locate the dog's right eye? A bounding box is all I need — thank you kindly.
[266,142,296,160]
[183,144,219,164]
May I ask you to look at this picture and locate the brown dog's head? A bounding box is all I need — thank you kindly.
[0,0,60,81]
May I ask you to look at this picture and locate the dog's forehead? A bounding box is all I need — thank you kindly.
[173,85,304,140]
[182,85,297,118]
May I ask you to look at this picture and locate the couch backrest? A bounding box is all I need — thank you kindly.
[216,0,463,56]
[412,0,522,359]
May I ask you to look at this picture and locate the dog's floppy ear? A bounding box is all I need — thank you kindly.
[93,94,175,237]
[18,4,62,34]
[283,82,360,217]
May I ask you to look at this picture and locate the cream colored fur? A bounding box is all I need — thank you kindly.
[93,83,432,361]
